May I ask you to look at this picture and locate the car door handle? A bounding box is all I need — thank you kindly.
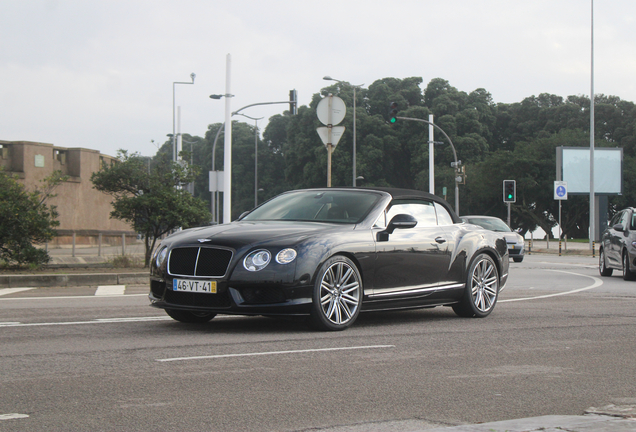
[435,237,446,244]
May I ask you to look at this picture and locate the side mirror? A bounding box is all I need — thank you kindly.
[614,223,625,232]
[377,214,418,241]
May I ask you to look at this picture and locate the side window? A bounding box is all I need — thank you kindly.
[620,211,630,230]
[386,200,437,227]
[631,212,636,231]
[434,203,454,226]
[611,211,623,227]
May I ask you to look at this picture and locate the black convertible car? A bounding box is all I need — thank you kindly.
[149,188,509,331]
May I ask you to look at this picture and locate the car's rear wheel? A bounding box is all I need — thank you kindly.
[165,309,217,323]
[453,253,499,318]
[622,252,636,281]
[599,249,613,276]
[308,256,362,331]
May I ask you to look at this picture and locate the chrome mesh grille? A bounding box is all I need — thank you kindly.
[168,247,233,277]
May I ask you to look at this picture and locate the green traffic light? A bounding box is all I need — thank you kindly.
[389,117,397,124]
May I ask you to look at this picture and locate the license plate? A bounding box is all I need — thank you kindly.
[173,279,217,294]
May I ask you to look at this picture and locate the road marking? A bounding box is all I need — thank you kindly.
[95,285,126,296]
[0,316,172,327]
[0,413,29,421]
[156,345,396,363]
[0,288,34,297]
[0,293,147,301]
[500,270,602,303]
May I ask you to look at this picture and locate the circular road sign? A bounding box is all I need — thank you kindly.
[316,96,346,126]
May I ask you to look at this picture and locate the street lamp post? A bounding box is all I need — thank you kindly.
[172,73,195,162]
[323,76,364,186]
[235,113,264,207]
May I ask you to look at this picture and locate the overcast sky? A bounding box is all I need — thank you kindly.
[1,0,634,158]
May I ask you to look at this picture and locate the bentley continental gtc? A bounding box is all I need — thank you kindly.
[149,188,509,331]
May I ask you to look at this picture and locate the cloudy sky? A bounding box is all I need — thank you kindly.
[1,0,634,158]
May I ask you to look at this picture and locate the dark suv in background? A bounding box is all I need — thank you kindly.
[599,207,636,280]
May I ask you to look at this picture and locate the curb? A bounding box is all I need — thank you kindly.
[0,272,148,288]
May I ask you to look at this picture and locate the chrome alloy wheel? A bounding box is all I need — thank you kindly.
[470,256,499,313]
[319,260,361,326]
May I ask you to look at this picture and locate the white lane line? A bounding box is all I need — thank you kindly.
[0,294,147,301]
[157,345,396,363]
[0,288,35,297]
[0,316,172,328]
[500,270,602,303]
[95,285,126,296]
[0,413,29,421]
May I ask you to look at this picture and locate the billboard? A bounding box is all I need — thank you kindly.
[557,147,622,195]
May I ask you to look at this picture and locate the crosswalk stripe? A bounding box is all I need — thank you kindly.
[0,288,35,297]
[94,285,126,296]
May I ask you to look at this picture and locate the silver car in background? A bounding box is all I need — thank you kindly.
[460,215,525,262]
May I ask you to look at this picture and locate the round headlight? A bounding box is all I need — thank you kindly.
[244,249,271,272]
[276,248,297,264]
[156,246,168,268]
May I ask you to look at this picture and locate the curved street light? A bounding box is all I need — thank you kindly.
[235,113,264,207]
[395,116,461,215]
[172,73,195,162]
[209,96,294,223]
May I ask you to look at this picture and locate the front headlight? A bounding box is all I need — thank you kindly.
[244,249,271,272]
[156,246,168,268]
[276,248,297,264]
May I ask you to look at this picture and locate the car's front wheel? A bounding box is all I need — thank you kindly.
[165,309,217,323]
[308,255,362,331]
[453,253,499,318]
[623,252,636,281]
[599,249,613,277]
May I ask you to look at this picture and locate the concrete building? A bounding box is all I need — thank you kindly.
[0,140,135,247]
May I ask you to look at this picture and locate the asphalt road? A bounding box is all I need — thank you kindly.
[1,254,636,431]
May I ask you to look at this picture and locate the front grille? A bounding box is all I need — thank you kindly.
[168,247,233,277]
[164,289,232,308]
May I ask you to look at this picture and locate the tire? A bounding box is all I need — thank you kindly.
[599,249,613,277]
[623,252,636,281]
[512,256,524,263]
[308,256,362,331]
[453,253,499,318]
[165,309,216,323]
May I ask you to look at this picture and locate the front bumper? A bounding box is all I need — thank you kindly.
[149,276,313,316]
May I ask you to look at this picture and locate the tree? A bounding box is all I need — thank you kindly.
[0,169,66,266]
[91,150,211,267]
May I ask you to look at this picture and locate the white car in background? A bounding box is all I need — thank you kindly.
[460,215,525,262]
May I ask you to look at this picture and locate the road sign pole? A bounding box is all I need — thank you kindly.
[327,95,333,187]
[559,200,562,256]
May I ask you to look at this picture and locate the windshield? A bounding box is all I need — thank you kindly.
[241,190,381,224]
[465,217,512,232]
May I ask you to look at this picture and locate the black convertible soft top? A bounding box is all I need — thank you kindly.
[313,186,461,224]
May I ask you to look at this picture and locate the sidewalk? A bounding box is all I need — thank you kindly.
[0,244,148,288]
[527,239,596,256]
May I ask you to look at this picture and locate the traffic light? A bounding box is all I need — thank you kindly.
[388,102,398,123]
[503,180,516,203]
[289,89,298,115]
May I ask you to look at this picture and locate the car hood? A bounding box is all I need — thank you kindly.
[502,232,523,243]
[164,221,350,249]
